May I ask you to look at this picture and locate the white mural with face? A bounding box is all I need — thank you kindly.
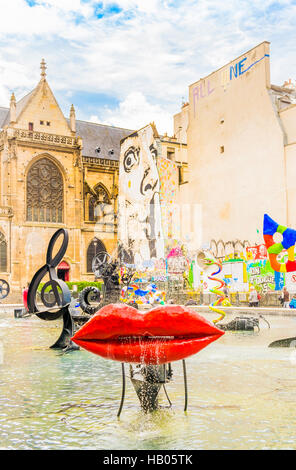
[118,124,164,265]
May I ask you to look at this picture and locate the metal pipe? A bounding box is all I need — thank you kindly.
[163,384,172,407]
[182,360,188,412]
[117,363,126,418]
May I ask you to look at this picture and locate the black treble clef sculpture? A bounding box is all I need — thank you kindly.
[27,229,77,350]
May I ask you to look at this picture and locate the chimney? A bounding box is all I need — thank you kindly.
[10,92,16,124]
[70,104,76,133]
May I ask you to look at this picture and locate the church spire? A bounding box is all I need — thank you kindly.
[40,58,47,80]
[70,104,76,133]
[10,92,16,123]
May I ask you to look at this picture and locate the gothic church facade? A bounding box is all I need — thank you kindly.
[0,60,132,296]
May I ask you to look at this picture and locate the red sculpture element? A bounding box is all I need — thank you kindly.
[23,287,28,311]
[72,304,224,364]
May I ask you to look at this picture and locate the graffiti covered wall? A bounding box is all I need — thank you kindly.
[118,123,183,267]
[118,124,165,265]
[246,260,278,292]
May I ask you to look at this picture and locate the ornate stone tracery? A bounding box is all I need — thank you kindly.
[88,183,111,222]
[26,157,64,223]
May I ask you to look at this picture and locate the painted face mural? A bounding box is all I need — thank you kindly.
[118,124,164,265]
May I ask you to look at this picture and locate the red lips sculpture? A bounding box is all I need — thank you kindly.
[72,304,224,364]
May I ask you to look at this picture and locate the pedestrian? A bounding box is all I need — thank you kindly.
[278,292,284,306]
[281,287,290,308]
[289,294,296,309]
[222,284,230,298]
[249,286,259,307]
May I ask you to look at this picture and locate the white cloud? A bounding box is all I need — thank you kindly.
[0,0,296,126]
[0,84,9,107]
[90,91,173,134]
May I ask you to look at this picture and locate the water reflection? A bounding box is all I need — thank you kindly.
[0,309,295,449]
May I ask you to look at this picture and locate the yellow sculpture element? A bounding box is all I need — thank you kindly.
[204,258,231,324]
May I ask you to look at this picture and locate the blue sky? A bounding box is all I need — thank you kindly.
[0,0,296,133]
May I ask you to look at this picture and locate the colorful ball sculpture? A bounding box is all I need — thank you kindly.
[263,213,296,273]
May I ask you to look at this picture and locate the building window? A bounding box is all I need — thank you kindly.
[220,146,224,153]
[28,122,34,131]
[0,233,7,272]
[86,238,107,273]
[26,157,63,223]
[40,120,44,125]
[88,196,96,221]
[167,148,175,161]
[179,165,188,185]
[47,121,50,126]
[88,184,111,222]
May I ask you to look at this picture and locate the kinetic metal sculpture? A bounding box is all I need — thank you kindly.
[72,303,224,414]
[26,229,78,350]
[196,250,231,324]
[79,252,121,315]
[26,229,225,413]
[204,258,231,324]
[263,213,296,347]
[219,315,270,331]
[263,213,296,272]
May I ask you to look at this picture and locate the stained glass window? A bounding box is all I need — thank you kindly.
[88,184,110,222]
[27,158,63,223]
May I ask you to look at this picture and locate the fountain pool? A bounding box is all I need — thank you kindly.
[0,308,295,450]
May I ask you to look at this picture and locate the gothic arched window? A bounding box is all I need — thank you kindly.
[87,238,107,273]
[88,184,111,222]
[27,157,63,223]
[88,196,96,222]
[0,233,7,272]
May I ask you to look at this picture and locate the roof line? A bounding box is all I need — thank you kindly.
[74,117,134,132]
[271,83,295,94]
[189,41,270,88]
[0,104,133,133]
[16,88,35,104]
